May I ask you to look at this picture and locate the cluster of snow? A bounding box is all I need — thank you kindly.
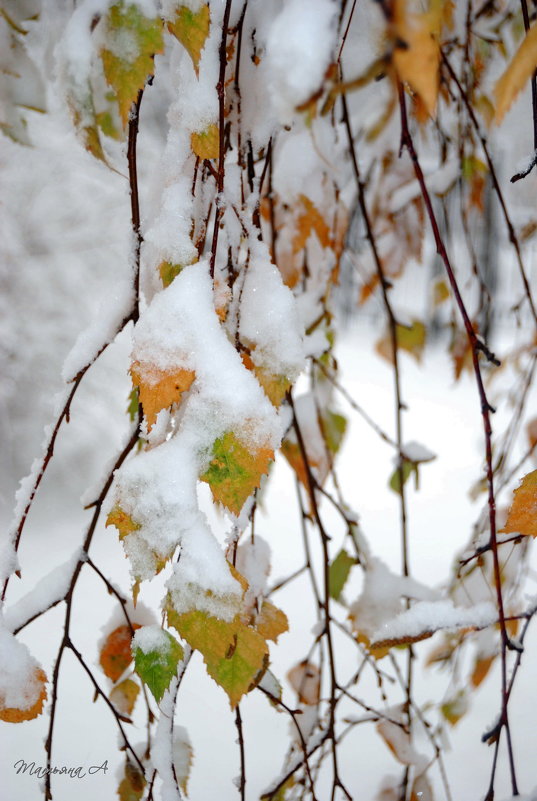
[372,599,497,646]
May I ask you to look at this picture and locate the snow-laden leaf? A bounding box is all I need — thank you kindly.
[0,666,47,723]
[106,505,141,540]
[241,352,291,408]
[191,123,219,160]
[168,5,210,76]
[118,758,146,801]
[159,261,184,288]
[371,599,497,650]
[201,431,274,515]
[132,626,184,703]
[101,1,164,128]
[109,678,140,716]
[495,23,537,122]
[392,0,442,115]
[329,549,355,601]
[99,624,140,682]
[501,469,537,537]
[130,361,195,431]
[173,726,193,796]
[287,660,320,705]
[377,709,428,771]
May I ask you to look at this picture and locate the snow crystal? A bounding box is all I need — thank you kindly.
[132,624,170,655]
[372,599,497,645]
[265,0,338,123]
[4,549,83,632]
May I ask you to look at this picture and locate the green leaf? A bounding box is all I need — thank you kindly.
[200,431,273,515]
[101,2,164,128]
[133,628,184,702]
[389,461,418,494]
[127,387,140,422]
[328,549,355,601]
[323,411,347,455]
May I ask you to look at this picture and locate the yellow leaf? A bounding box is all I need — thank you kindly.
[495,23,537,123]
[200,431,274,515]
[255,601,289,643]
[241,352,291,407]
[101,2,164,128]
[168,5,210,77]
[110,678,140,716]
[191,122,219,160]
[392,0,441,115]
[441,690,468,726]
[0,668,47,723]
[106,505,141,540]
[131,361,195,430]
[99,624,140,682]
[376,320,426,364]
[501,470,537,537]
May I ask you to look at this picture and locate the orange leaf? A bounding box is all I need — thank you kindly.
[501,470,537,537]
[471,655,495,688]
[0,668,47,723]
[131,361,195,430]
[292,195,331,253]
[100,624,141,682]
[106,505,140,540]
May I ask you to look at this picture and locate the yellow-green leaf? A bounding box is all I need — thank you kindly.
[328,549,355,601]
[500,469,537,537]
[392,0,442,115]
[200,431,274,515]
[168,5,210,76]
[495,23,537,123]
[101,2,164,128]
[168,605,268,708]
[109,678,140,716]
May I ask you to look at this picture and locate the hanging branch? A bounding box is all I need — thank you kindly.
[397,85,518,799]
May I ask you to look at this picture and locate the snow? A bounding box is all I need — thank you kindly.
[265,0,338,123]
[0,620,45,711]
[239,243,305,381]
[401,441,436,463]
[132,624,171,655]
[372,599,498,646]
[4,549,83,633]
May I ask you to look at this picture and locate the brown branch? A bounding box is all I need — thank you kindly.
[397,85,518,798]
[128,88,145,321]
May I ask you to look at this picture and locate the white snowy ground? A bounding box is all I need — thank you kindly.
[2,316,537,801]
